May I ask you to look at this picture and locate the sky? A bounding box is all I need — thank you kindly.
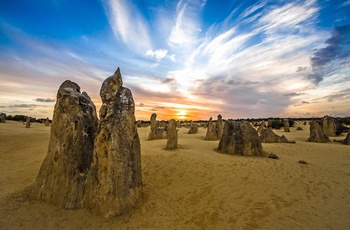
[0,0,349,121]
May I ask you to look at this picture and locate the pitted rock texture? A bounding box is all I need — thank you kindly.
[84,68,142,217]
[33,80,98,210]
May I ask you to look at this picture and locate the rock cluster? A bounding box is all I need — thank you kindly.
[166,119,178,149]
[148,113,167,140]
[33,80,98,210]
[33,68,142,217]
[307,120,330,143]
[188,121,198,134]
[217,121,264,156]
[322,116,336,137]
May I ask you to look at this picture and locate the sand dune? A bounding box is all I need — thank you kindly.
[1,121,350,229]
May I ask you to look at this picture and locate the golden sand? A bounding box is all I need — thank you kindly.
[1,120,350,229]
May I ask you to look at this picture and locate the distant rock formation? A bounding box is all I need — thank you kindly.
[84,68,142,217]
[205,117,218,140]
[166,119,178,149]
[44,118,50,126]
[33,80,98,210]
[25,116,31,128]
[0,114,5,123]
[148,113,167,140]
[322,116,336,137]
[283,119,290,132]
[342,132,350,145]
[217,114,224,139]
[217,121,264,156]
[307,120,330,143]
[257,121,266,135]
[259,128,295,143]
[188,121,198,134]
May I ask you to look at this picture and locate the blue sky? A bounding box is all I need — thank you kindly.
[0,0,349,120]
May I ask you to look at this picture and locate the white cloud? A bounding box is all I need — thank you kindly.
[146,49,168,62]
[104,0,152,52]
[168,0,205,46]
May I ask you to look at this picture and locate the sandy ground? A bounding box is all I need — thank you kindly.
[1,120,350,229]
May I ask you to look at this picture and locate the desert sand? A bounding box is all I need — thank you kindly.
[1,120,350,229]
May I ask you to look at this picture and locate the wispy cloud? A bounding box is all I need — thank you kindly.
[34,98,55,103]
[168,0,206,47]
[104,0,152,52]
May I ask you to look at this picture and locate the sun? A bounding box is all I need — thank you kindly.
[177,110,187,120]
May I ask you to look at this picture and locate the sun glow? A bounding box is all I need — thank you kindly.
[177,110,188,120]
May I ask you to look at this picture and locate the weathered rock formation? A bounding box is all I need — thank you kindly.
[217,114,224,139]
[188,121,198,134]
[217,121,264,156]
[25,116,31,128]
[322,116,336,137]
[307,120,330,143]
[257,121,266,134]
[259,128,291,143]
[342,132,350,145]
[283,119,290,132]
[84,68,142,217]
[166,119,178,149]
[148,113,167,140]
[33,80,98,210]
[205,117,218,140]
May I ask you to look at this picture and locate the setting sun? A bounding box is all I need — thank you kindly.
[177,110,187,120]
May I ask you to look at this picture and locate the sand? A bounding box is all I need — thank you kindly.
[1,120,350,229]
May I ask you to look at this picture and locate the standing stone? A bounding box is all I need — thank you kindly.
[217,114,224,139]
[84,68,142,217]
[283,119,290,132]
[205,117,218,140]
[33,80,98,210]
[0,114,5,123]
[342,132,350,145]
[322,116,337,137]
[307,120,330,143]
[25,116,31,128]
[217,121,264,156]
[166,119,178,149]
